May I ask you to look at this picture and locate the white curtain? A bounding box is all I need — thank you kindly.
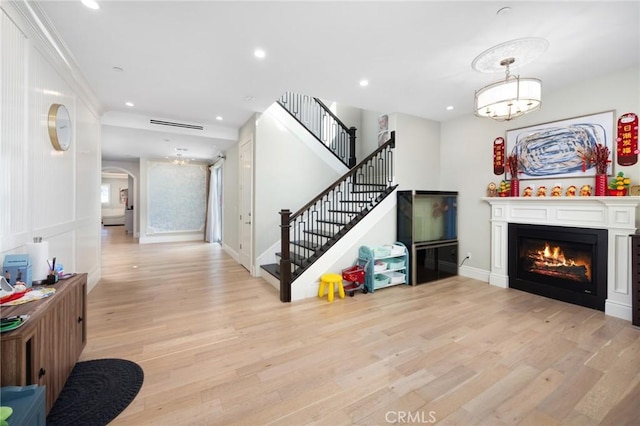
[205,159,223,243]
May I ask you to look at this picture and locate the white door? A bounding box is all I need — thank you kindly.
[239,136,253,273]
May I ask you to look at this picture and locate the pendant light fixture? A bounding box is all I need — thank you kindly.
[474,57,542,121]
[472,38,548,122]
[171,153,189,166]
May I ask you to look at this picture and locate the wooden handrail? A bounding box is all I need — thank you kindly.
[313,97,354,135]
[277,92,357,168]
[289,131,395,222]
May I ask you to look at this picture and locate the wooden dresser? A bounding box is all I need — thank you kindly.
[1,273,87,414]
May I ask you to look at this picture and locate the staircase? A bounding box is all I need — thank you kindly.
[261,130,396,302]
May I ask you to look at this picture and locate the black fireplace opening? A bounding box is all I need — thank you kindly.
[508,223,608,311]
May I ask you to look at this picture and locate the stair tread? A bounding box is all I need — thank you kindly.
[317,219,349,226]
[292,240,321,250]
[328,209,363,214]
[275,252,307,266]
[261,263,279,278]
[304,229,335,238]
[351,190,383,194]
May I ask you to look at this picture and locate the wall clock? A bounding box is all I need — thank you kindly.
[48,103,72,151]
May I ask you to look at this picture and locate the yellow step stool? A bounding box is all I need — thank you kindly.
[318,273,345,302]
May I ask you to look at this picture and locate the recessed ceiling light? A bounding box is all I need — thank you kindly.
[497,6,511,16]
[125,102,134,107]
[216,116,223,121]
[446,105,454,111]
[113,66,124,72]
[254,49,266,59]
[359,80,369,87]
[82,0,100,10]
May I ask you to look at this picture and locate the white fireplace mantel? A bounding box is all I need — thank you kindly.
[483,196,640,321]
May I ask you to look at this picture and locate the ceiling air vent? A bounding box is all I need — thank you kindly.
[150,119,203,131]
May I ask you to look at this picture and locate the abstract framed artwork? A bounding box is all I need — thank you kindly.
[505,110,615,180]
[377,114,389,147]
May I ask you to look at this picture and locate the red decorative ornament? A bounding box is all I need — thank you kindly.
[493,137,505,175]
[617,112,638,166]
[595,174,607,196]
[510,179,520,197]
[506,153,521,180]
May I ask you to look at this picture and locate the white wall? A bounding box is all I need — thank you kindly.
[440,65,640,277]
[360,109,385,160]
[333,103,362,133]
[1,4,102,290]
[392,113,441,190]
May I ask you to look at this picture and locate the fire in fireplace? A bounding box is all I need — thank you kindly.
[509,224,607,310]
[521,240,592,282]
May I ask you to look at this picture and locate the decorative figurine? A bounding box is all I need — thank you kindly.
[523,186,534,197]
[608,171,631,195]
[536,186,547,197]
[565,185,577,197]
[580,184,592,196]
[551,184,562,197]
[498,180,510,197]
[487,182,498,197]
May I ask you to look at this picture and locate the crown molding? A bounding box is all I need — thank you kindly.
[2,0,103,115]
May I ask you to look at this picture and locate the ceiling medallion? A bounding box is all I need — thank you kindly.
[472,37,549,73]
[472,38,548,121]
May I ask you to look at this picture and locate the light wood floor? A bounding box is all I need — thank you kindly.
[88,226,640,425]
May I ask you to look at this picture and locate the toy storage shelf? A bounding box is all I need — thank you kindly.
[359,242,409,293]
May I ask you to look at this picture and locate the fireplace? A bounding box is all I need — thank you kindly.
[508,223,608,311]
[484,197,640,320]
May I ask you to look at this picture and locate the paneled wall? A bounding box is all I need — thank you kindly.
[1,8,28,246]
[0,5,102,290]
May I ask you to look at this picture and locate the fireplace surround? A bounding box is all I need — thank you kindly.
[484,196,640,320]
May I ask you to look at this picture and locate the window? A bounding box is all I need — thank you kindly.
[101,184,110,204]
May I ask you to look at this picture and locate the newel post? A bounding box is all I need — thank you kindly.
[279,209,292,302]
[348,126,357,168]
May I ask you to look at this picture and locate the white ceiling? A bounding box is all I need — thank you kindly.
[36,1,640,163]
